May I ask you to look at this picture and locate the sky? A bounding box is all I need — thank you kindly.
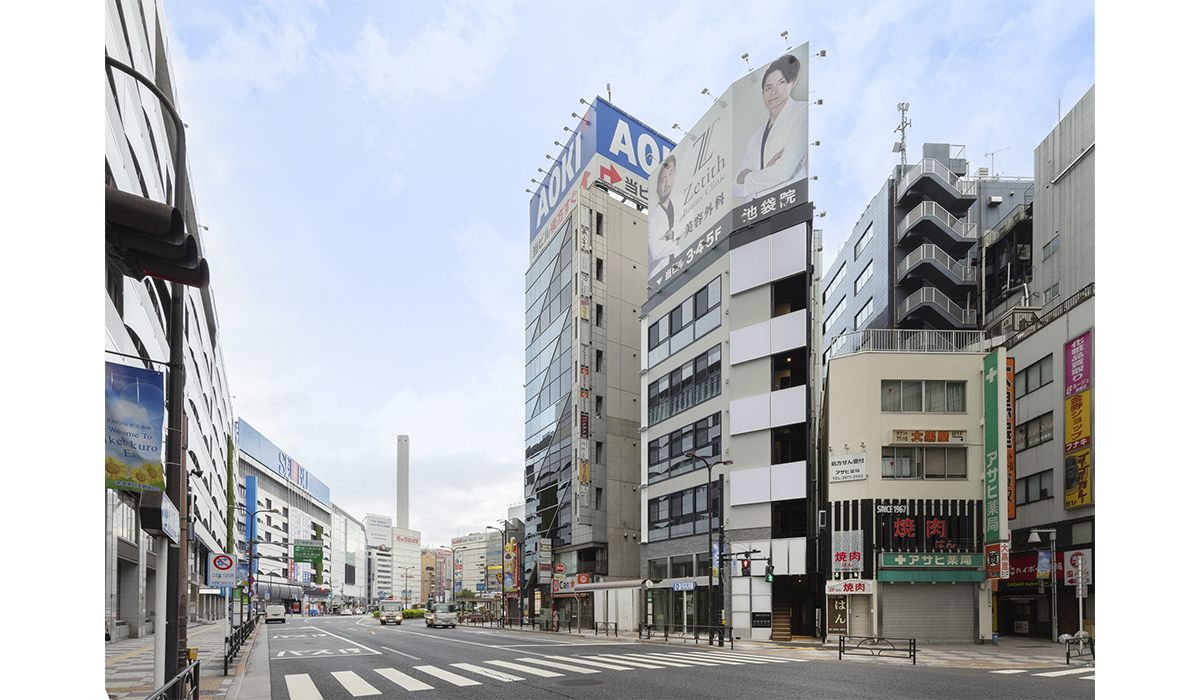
[149,0,1099,551]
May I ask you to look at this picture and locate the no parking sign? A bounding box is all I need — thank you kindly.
[208,553,236,587]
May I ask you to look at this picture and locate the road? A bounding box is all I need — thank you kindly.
[262,615,1094,699]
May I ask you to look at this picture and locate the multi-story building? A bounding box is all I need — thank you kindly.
[639,46,818,641]
[523,98,674,622]
[991,86,1095,640]
[236,419,333,613]
[451,532,490,602]
[364,514,393,603]
[104,0,235,640]
[330,506,367,610]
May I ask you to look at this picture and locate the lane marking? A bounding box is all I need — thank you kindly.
[380,646,422,661]
[542,655,637,670]
[641,652,721,666]
[583,655,666,669]
[1033,668,1093,677]
[485,660,564,678]
[713,651,794,663]
[413,665,481,687]
[284,674,323,700]
[673,651,762,665]
[990,670,1028,674]
[604,653,698,667]
[331,671,381,697]
[373,667,434,691]
[515,656,601,674]
[450,663,524,681]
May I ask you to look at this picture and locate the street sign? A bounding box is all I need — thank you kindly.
[672,581,695,591]
[207,553,236,587]
[555,562,565,574]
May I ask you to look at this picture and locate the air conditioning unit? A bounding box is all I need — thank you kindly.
[987,196,1004,206]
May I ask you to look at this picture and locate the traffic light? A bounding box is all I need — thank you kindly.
[105,186,210,288]
[741,558,751,577]
[765,565,774,583]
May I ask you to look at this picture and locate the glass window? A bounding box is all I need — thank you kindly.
[881,380,901,412]
[854,223,873,259]
[925,381,946,412]
[855,260,873,294]
[1043,235,1060,260]
[671,556,694,578]
[825,263,846,302]
[854,298,874,330]
[901,381,923,412]
[648,558,668,579]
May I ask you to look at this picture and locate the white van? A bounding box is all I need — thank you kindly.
[265,604,286,624]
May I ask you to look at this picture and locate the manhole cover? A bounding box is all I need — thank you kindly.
[554,679,605,687]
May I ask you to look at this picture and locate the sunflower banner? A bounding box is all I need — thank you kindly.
[105,362,166,492]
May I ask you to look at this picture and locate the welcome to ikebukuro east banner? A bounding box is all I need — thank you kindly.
[105,361,166,492]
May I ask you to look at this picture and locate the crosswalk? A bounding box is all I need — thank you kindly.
[280,650,799,698]
[989,667,1095,681]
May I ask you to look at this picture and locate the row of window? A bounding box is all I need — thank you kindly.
[647,345,722,426]
[647,482,720,542]
[647,276,722,369]
[647,553,708,580]
[1015,469,1053,505]
[1014,355,1053,398]
[647,413,721,484]
[882,446,968,479]
[881,380,967,413]
[1015,412,1054,451]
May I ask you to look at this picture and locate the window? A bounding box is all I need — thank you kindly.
[854,260,873,294]
[648,346,721,426]
[595,395,604,418]
[1015,470,1053,505]
[648,276,722,367]
[823,296,847,333]
[648,412,721,484]
[772,499,807,538]
[883,446,967,479]
[854,223,873,259]
[595,442,604,464]
[854,298,874,330]
[648,558,668,579]
[595,212,604,237]
[595,303,604,328]
[1043,234,1060,260]
[1014,355,1054,398]
[881,380,966,412]
[771,348,807,391]
[671,556,694,578]
[648,481,721,542]
[1015,412,1054,451]
[772,273,808,317]
[595,350,604,373]
[772,423,807,464]
[825,263,846,302]
[1044,282,1060,304]
[596,258,604,282]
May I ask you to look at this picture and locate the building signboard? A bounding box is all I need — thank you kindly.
[827,596,848,635]
[1064,548,1093,586]
[832,530,863,573]
[1064,445,1092,509]
[891,430,966,444]
[982,350,1008,544]
[825,580,874,595]
[105,362,166,493]
[1006,358,1016,520]
[877,510,977,552]
[1064,330,1092,398]
[237,419,331,506]
[830,453,867,482]
[883,553,983,568]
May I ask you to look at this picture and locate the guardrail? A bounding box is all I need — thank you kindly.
[224,614,260,676]
[1065,636,1094,664]
[145,658,200,700]
[594,621,617,637]
[838,635,916,665]
[639,623,731,648]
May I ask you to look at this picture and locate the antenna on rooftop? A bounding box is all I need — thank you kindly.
[893,102,911,166]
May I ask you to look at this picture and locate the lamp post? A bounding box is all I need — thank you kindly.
[450,546,468,608]
[399,566,414,609]
[685,452,732,645]
[1027,528,1058,641]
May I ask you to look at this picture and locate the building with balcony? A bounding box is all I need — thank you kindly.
[104,0,236,640]
[821,329,994,643]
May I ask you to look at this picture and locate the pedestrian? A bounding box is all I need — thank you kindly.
[552,609,559,631]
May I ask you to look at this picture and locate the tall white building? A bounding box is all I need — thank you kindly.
[364,514,393,603]
[390,435,421,605]
[331,506,368,609]
[104,0,235,640]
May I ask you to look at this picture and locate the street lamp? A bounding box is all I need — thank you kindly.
[228,505,279,619]
[1027,528,1058,641]
[399,566,414,609]
[685,452,732,645]
[450,546,468,608]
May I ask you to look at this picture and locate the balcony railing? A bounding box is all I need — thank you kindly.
[897,158,977,199]
[896,286,977,327]
[899,201,977,243]
[896,243,976,284]
[828,329,988,360]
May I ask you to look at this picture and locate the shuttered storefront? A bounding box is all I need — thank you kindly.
[879,582,974,642]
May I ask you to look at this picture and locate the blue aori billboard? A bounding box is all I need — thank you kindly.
[528,97,674,244]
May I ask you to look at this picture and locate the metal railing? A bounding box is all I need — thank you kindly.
[145,658,200,700]
[828,329,987,361]
[1065,635,1094,664]
[899,201,978,242]
[897,158,977,199]
[896,243,976,284]
[224,614,259,675]
[1006,283,1095,348]
[896,286,977,327]
[639,623,732,648]
[594,621,618,637]
[838,635,916,664]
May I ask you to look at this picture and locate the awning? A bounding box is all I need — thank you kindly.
[573,579,649,592]
[199,587,224,596]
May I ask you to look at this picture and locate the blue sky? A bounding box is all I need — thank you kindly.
[150,0,1099,550]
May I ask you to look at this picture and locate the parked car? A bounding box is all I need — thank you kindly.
[379,601,405,625]
[340,608,353,616]
[265,605,286,624]
[425,603,457,629]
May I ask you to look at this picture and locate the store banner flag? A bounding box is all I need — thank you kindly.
[105,362,166,492]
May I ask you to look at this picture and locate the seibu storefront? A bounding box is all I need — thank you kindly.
[996,547,1093,639]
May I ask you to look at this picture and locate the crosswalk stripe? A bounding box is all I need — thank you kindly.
[413,665,481,687]
[515,657,602,674]
[583,655,666,669]
[450,663,523,682]
[717,651,792,663]
[640,653,721,666]
[484,660,564,677]
[990,670,1028,674]
[284,674,323,700]
[612,653,704,667]
[373,668,433,691]
[331,671,381,696]
[656,652,746,666]
[673,652,766,664]
[1081,675,1095,680]
[1033,668,1092,677]
[542,655,638,670]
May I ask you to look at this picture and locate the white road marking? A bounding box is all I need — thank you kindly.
[715,651,794,663]
[413,665,482,686]
[605,653,699,667]
[583,654,666,669]
[1033,668,1093,677]
[373,668,433,691]
[641,652,721,666]
[515,656,602,674]
[484,660,565,677]
[380,646,422,661]
[990,669,1028,674]
[673,651,763,664]
[284,674,323,700]
[331,671,381,696]
[541,655,637,670]
[450,663,524,681]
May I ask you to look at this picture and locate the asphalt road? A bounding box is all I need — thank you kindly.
[263,615,1095,699]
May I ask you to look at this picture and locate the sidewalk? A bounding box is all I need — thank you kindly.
[104,618,263,700]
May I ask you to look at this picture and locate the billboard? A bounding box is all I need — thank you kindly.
[646,44,810,293]
[528,98,675,262]
[364,515,392,547]
[104,362,166,492]
[237,418,330,506]
[982,349,1009,547]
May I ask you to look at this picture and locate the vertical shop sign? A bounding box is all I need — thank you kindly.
[827,596,848,635]
[1006,358,1016,520]
[105,362,166,492]
[1064,330,1094,509]
[983,350,1007,544]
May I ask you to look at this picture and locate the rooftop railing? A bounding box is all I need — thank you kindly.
[897,158,977,199]
[828,329,987,360]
